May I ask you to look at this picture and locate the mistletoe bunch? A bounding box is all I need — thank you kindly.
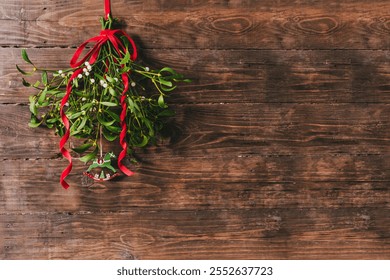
[17,15,189,187]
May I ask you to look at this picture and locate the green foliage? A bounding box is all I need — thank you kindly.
[18,21,190,163]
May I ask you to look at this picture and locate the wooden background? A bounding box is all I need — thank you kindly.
[0,0,389,259]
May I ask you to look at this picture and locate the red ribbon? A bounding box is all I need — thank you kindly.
[104,0,111,20]
[59,24,137,188]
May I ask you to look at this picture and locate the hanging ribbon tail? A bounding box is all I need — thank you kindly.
[59,69,83,189]
[104,0,111,20]
[118,73,134,176]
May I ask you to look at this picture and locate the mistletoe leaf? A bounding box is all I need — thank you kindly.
[69,112,83,120]
[41,71,48,86]
[133,135,149,148]
[81,102,93,111]
[28,115,41,128]
[22,78,31,87]
[75,116,88,134]
[33,81,41,88]
[106,76,114,83]
[119,50,130,65]
[157,78,173,87]
[158,95,168,108]
[21,49,34,65]
[37,88,48,105]
[16,64,34,76]
[106,110,120,122]
[97,114,116,127]
[158,109,175,117]
[160,83,177,92]
[102,127,118,141]
[29,96,37,115]
[79,148,98,163]
[100,101,118,107]
[46,117,59,124]
[105,125,122,133]
[72,142,93,154]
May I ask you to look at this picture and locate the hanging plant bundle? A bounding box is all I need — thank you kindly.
[17,0,189,189]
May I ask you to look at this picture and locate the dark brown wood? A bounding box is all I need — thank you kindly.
[2,0,390,49]
[1,209,389,259]
[0,0,389,260]
[1,103,389,158]
[4,48,390,104]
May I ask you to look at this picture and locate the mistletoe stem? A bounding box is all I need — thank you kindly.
[99,125,103,158]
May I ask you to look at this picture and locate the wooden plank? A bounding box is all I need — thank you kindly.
[0,154,389,213]
[0,103,389,158]
[2,1,390,49]
[1,209,389,259]
[0,156,389,213]
[5,48,390,104]
[4,0,390,21]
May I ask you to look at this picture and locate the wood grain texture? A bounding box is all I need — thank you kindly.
[2,0,390,49]
[4,48,390,104]
[1,209,389,259]
[0,0,389,260]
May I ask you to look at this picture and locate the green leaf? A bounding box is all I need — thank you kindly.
[158,95,167,108]
[22,78,31,87]
[158,78,173,87]
[106,76,114,83]
[28,116,41,128]
[72,142,93,154]
[160,83,177,92]
[143,118,155,137]
[133,135,149,147]
[97,114,116,127]
[76,116,88,132]
[105,125,122,133]
[94,73,104,81]
[41,71,48,85]
[158,109,175,117]
[33,81,41,88]
[69,112,83,120]
[100,101,118,107]
[159,67,176,75]
[38,88,48,105]
[29,96,37,115]
[21,49,33,65]
[102,128,118,141]
[119,50,130,65]
[46,118,59,124]
[106,109,120,122]
[16,64,34,76]
[127,97,135,112]
[81,102,93,111]
[108,87,117,96]
[79,149,98,163]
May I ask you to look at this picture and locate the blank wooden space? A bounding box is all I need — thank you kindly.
[0,0,389,259]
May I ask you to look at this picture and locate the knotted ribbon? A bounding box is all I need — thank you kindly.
[59,0,137,189]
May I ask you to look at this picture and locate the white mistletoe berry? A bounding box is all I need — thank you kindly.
[77,74,83,79]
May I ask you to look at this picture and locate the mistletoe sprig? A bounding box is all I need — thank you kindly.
[17,15,189,183]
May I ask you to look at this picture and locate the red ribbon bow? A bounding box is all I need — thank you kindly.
[59,2,137,189]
